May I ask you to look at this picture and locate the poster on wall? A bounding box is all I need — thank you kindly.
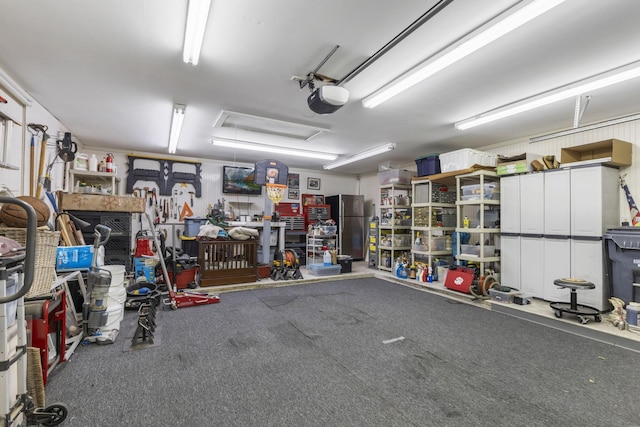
[287,173,299,189]
[288,189,299,200]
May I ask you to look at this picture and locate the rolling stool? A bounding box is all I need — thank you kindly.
[550,278,602,324]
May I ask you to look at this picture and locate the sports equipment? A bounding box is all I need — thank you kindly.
[266,183,286,204]
[0,196,50,227]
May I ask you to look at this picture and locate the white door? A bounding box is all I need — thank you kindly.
[500,175,520,233]
[570,238,608,311]
[543,237,571,302]
[571,167,604,237]
[520,236,544,298]
[544,169,570,236]
[520,173,544,235]
[500,235,521,290]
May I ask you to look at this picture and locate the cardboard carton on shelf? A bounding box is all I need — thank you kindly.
[57,191,146,213]
[496,153,543,176]
[560,139,632,167]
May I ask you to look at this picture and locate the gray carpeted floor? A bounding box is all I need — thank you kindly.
[45,278,640,426]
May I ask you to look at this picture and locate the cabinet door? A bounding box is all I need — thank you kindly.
[520,173,544,234]
[570,238,608,311]
[542,237,571,302]
[544,169,570,236]
[520,236,544,298]
[500,235,520,290]
[500,175,520,233]
[570,167,604,237]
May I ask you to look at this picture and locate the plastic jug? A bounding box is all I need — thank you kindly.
[323,247,331,266]
[89,154,98,172]
[75,153,89,170]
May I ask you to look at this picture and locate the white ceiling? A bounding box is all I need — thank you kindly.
[1,0,639,175]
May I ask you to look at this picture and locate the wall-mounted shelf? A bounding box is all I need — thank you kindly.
[69,170,120,195]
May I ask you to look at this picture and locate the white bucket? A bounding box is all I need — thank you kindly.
[103,304,123,330]
[100,265,126,288]
[107,286,127,307]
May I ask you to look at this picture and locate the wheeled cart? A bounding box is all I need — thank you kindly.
[0,196,67,426]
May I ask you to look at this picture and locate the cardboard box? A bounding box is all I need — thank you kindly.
[496,153,543,176]
[57,192,146,213]
[560,139,632,167]
[56,245,94,271]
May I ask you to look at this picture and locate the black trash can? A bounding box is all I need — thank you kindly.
[604,227,640,304]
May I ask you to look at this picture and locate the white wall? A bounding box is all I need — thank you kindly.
[0,82,68,201]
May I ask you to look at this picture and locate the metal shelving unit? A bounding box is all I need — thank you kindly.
[411,176,455,269]
[455,170,501,274]
[378,183,412,271]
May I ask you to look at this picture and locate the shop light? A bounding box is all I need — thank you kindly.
[211,138,338,161]
[183,0,212,65]
[323,143,396,170]
[455,60,640,130]
[362,0,565,109]
[168,104,186,154]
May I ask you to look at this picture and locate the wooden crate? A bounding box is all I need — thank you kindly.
[198,239,257,286]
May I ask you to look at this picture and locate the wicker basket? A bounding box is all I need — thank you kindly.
[0,226,60,297]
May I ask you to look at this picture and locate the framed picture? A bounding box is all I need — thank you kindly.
[288,189,299,200]
[222,165,262,195]
[287,173,300,189]
[307,177,321,190]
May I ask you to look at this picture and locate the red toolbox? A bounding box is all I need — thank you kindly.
[444,266,475,293]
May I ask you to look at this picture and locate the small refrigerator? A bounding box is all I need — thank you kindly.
[326,194,365,260]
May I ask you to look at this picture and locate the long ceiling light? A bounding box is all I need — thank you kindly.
[362,0,566,109]
[456,60,640,130]
[211,138,338,161]
[323,143,396,170]
[168,104,186,154]
[183,0,212,65]
[529,113,640,143]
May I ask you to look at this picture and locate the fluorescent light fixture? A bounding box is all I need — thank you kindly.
[168,104,186,154]
[362,0,565,109]
[529,113,640,143]
[183,0,212,65]
[211,138,338,161]
[323,143,396,170]
[456,60,640,130]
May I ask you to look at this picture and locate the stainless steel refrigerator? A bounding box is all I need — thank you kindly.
[326,194,365,260]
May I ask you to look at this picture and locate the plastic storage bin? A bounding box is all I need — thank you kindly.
[489,287,517,303]
[439,148,498,172]
[415,155,441,176]
[184,218,207,237]
[461,183,499,198]
[461,244,495,257]
[306,263,342,276]
[378,169,414,185]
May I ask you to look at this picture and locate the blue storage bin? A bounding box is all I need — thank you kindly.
[416,155,441,177]
[184,217,207,237]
